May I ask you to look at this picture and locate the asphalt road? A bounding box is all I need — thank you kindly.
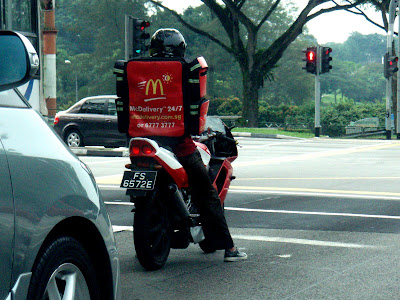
[81,137,400,299]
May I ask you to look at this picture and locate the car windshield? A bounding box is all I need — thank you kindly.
[205,117,226,134]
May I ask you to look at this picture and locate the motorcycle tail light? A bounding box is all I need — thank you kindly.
[142,145,154,155]
[130,141,156,157]
[131,146,140,155]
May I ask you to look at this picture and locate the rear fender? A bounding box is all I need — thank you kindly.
[129,138,189,188]
[194,141,211,167]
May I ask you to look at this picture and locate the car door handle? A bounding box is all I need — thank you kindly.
[105,119,112,123]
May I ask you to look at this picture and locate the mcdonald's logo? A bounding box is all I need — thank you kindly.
[146,79,164,95]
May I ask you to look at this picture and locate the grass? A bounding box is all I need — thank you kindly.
[231,127,316,138]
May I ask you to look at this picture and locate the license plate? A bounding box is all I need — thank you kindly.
[120,171,157,190]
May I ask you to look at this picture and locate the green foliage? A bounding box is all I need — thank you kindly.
[329,32,386,65]
[55,0,148,109]
[262,39,315,106]
[211,99,385,137]
[321,32,387,104]
[208,96,242,116]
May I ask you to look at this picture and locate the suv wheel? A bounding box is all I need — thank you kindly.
[65,129,83,147]
[28,236,100,300]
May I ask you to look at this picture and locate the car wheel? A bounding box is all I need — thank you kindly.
[65,129,83,147]
[27,236,100,300]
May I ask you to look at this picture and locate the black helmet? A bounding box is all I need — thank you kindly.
[149,28,186,57]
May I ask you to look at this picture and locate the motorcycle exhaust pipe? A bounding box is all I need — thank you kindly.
[167,184,205,243]
[167,184,190,220]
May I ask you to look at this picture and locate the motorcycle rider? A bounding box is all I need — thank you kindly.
[148,28,247,262]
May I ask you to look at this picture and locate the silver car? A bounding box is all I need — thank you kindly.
[0,31,120,299]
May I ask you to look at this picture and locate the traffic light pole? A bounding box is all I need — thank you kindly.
[315,46,321,137]
[386,0,398,140]
[397,4,400,139]
[303,44,329,137]
[125,15,133,60]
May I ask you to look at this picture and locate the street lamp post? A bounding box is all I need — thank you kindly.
[64,60,78,102]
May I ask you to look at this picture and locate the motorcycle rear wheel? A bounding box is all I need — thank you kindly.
[199,239,217,253]
[134,187,171,271]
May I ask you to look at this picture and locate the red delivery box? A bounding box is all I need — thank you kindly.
[126,59,185,137]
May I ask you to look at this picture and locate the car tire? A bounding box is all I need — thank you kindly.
[27,236,100,300]
[65,129,83,147]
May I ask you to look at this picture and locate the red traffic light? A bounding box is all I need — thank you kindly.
[324,47,332,55]
[302,46,317,74]
[389,57,398,66]
[140,21,151,31]
[307,51,316,62]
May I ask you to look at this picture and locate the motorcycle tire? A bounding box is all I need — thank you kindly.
[199,239,217,253]
[134,187,171,271]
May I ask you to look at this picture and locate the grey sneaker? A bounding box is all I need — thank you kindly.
[224,248,248,262]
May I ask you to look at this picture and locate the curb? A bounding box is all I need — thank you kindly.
[71,147,129,157]
[232,132,302,139]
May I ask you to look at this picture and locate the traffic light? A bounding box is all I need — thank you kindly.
[132,19,150,57]
[302,47,317,74]
[384,52,399,78]
[321,47,332,74]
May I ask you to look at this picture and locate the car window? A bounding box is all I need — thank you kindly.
[107,100,117,116]
[68,104,81,113]
[79,99,105,115]
[0,89,29,108]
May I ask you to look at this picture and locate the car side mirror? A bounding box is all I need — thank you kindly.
[0,30,39,92]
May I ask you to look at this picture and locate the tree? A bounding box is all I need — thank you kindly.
[333,32,386,64]
[55,0,149,108]
[149,0,368,127]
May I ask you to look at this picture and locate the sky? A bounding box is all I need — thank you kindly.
[160,0,386,44]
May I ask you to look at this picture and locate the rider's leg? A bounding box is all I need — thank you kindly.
[177,149,234,250]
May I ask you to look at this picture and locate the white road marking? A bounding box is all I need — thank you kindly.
[229,187,400,200]
[105,201,400,220]
[111,225,378,249]
[104,201,134,205]
[231,234,378,248]
[113,225,133,232]
[225,206,400,220]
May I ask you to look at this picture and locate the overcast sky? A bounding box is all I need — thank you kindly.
[160,0,387,44]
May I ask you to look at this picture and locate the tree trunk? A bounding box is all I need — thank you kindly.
[242,75,259,127]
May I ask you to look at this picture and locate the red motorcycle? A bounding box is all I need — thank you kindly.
[120,117,238,270]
